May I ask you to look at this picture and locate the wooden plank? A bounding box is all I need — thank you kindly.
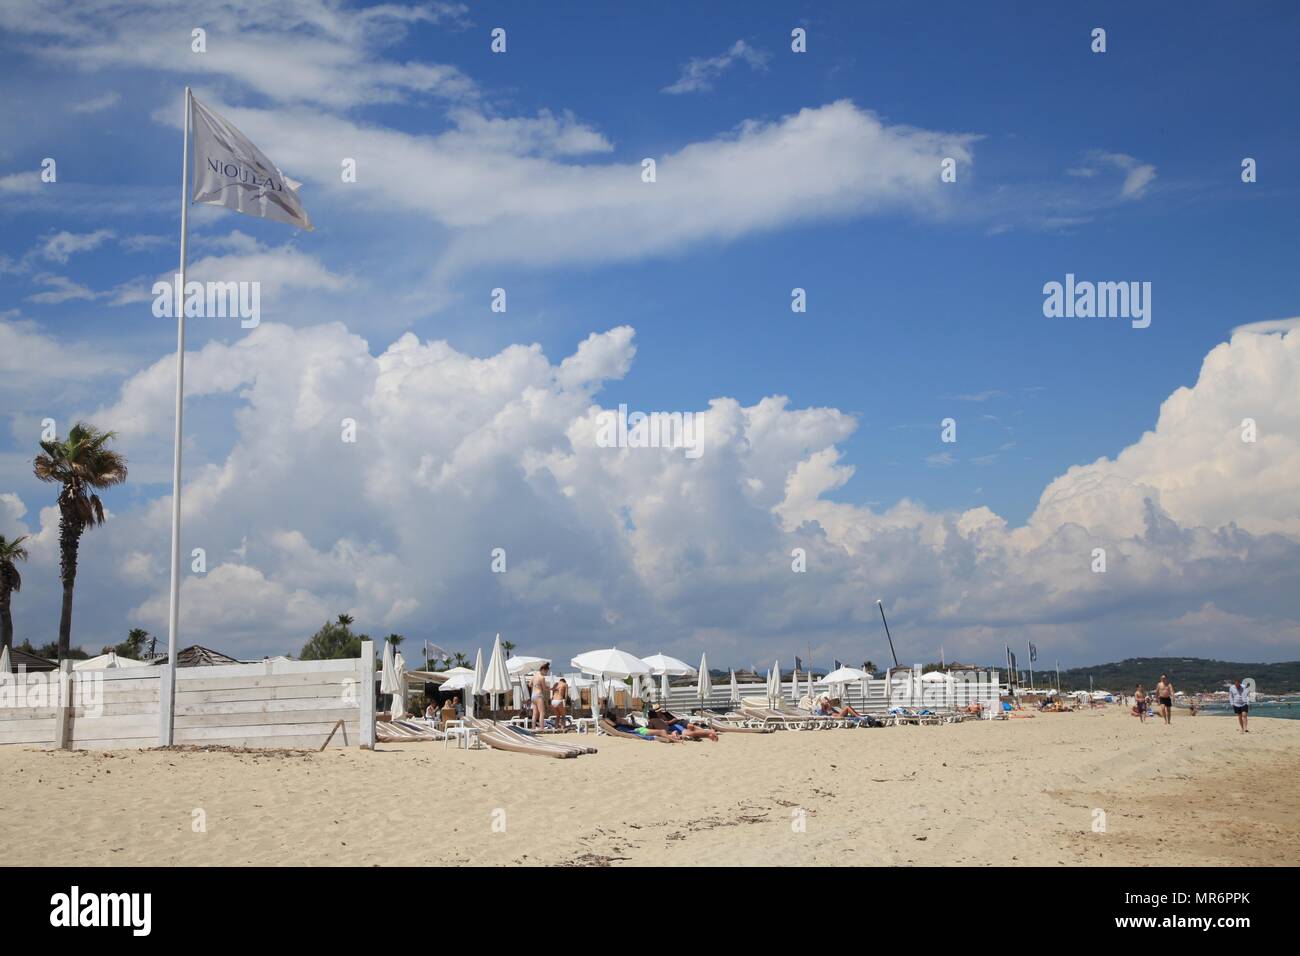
[83,669,160,683]
[174,682,355,705]
[70,715,158,740]
[174,657,358,680]
[171,671,359,692]
[173,707,358,729]
[173,697,360,717]
[0,721,57,745]
[73,701,161,718]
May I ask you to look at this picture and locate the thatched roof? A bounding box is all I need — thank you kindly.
[152,644,241,667]
[4,647,57,672]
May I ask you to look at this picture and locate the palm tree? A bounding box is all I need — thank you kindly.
[33,422,127,660]
[453,651,469,668]
[0,534,29,650]
[502,639,516,658]
[123,627,150,659]
[337,613,355,628]
[387,633,404,647]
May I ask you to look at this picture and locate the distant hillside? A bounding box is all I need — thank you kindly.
[1054,657,1300,695]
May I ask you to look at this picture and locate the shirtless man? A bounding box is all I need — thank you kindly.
[530,663,550,729]
[1155,674,1174,725]
[1134,684,1148,722]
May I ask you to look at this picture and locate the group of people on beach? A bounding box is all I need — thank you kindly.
[527,663,570,730]
[1130,675,1251,733]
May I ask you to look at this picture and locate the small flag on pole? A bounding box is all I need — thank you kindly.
[1029,642,1038,663]
[190,95,313,231]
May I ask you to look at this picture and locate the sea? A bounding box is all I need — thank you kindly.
[1196,696,1300,720]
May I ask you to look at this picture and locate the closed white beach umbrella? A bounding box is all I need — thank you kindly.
[391,650,407,721]
[469,648,485,718]
[660,672,670,703]
[729,668,739,703]
[697,652,712,707]
[380,641,398,713]
[766,660,780,706]
[791,664,800,701]
[0,645,10,675]
[482,634,512,714]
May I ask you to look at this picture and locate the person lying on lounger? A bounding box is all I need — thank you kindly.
[647,706,719,742]
[813,694,862,719]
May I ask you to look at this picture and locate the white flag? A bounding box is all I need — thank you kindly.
[190,95,313,231]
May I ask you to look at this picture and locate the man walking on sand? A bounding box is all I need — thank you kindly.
[1155,674,1174,725]
[1228,678,1250,733]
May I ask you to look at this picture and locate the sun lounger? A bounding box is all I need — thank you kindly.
[464,718,595,758]
[738,697,816,730]
[691,709,775,733]
[376,719,445,743]
[487,719,598,755]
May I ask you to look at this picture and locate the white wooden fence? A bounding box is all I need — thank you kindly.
[664,667,1007,713]
[0,641,376,751]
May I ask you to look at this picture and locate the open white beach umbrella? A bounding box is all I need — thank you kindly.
[697,652,712,707]
[571,648,650,678]
[642,653,693,705]
[390,651,408,721]
[729,668,739,703]
[0,645,10,675]
[482,634,512,714]
[440,672,475,691]
[571,647,650,722]
[506,655,549,676]
[641,653,695,676]
[822,666,868,687]
[469,648,485,718]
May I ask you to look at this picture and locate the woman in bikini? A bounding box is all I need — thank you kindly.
[530,663,550,730]
[550,675,569,730]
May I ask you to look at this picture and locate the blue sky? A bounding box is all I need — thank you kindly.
[2,1,1299,669]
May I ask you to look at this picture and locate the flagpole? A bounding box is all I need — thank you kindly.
[160,86,192,747]
[1027,640,1033,692]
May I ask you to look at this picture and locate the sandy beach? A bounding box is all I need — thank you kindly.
[3,707,1297,867]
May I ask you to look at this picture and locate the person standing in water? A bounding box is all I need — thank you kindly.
[1228,678,1250,733]
[1155,674,1174,725]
